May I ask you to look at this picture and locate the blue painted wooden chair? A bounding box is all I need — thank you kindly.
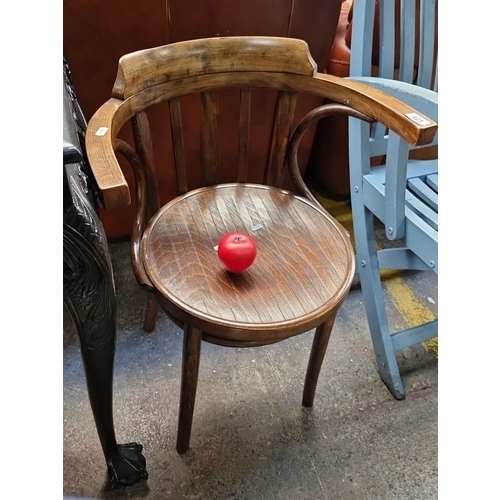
[346,0,438,399]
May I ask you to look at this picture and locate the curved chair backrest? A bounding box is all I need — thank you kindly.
[87,36,436,208]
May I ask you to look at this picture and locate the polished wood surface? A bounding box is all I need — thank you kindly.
[112,37,316,100]
[142,184,354,341]
[85,36,437,454]
[63,61,147,488]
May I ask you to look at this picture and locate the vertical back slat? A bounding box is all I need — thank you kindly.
[132,111,160,220]
[378,1,396,79]
[399,0,417,83]
[350,0,376,76]
[237,89,251,183]
[416,0,436,89]
[169,97,188,195]
[265,91,297,186]
[372,1,396,140]
[200,90,220,185]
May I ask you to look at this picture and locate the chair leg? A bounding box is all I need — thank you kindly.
[302,313,336,407]
[177,324,203,454]
[63,224,148,488]
[143,292,159,332]
[353,206,405,400]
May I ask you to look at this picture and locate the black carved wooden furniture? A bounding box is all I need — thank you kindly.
[63,59,148,488]
[85,37,437,454]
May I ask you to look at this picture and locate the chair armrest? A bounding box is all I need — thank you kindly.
[86,98,131,210]
[347,76,438,123]
[288,73,437,214]
[317,74,437,147]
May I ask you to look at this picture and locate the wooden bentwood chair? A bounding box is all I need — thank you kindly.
[86,37,437,453]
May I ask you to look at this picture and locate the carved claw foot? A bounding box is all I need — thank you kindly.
[107,442,148,489]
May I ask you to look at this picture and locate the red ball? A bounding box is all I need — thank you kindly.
[217,231,257,274]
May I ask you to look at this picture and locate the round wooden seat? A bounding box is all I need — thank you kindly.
[141,183,355,346]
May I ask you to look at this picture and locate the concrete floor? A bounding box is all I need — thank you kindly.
[63,238,438,500]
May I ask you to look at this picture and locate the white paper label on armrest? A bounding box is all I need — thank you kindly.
[405,113,431,126]
[95,127,109,136]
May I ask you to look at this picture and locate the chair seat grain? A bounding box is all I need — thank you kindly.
[142,183,354,342]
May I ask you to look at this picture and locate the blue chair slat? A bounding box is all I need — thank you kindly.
[407,175,438,212]
[426,173,438,191]
[399,0,417,83]
[349,0,377,77]
[378,1,396,79]
[406,186,438,232]
[417,0,437,89]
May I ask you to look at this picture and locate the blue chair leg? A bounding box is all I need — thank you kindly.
[352,202,406,399]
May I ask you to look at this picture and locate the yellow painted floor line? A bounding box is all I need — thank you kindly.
[314,191,438,358]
